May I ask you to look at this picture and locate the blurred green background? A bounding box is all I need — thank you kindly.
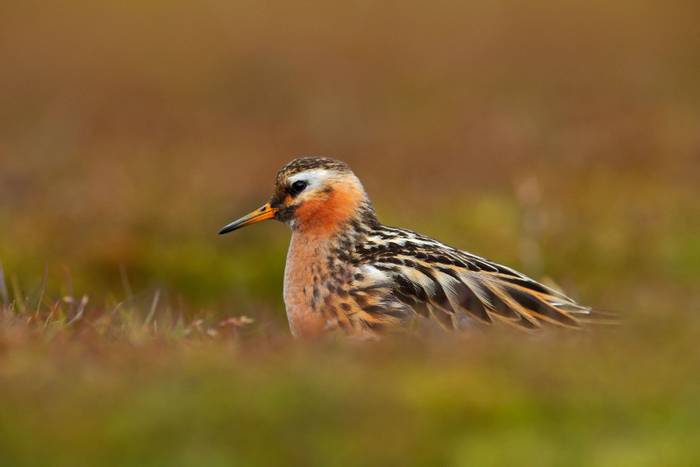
[1,1,699,466]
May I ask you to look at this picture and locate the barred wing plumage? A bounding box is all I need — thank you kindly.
[355,226,593,331]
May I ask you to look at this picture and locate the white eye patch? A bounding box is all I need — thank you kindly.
[288,169,334,191]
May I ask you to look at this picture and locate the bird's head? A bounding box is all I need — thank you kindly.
[219,157,377,236]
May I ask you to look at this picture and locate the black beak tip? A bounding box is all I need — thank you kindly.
[218,226,235,235]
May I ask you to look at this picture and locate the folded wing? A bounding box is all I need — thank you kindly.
[359,227,596,331]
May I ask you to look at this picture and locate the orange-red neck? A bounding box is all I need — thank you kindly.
[292,181,366,238]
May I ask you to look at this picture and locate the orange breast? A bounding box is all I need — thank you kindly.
[283,231,328,337]
[283,231,370,338]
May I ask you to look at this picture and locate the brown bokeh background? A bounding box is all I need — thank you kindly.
[2,0,699,321]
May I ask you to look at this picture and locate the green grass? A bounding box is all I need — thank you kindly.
[1,309,699,467]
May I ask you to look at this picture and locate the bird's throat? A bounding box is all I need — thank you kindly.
[292,181,365,237]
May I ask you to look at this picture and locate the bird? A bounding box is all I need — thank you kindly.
[219,156,596,338]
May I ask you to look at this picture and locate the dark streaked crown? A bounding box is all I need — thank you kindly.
[276,157,351,184]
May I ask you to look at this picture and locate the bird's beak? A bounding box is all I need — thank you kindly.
[218,202,278,235]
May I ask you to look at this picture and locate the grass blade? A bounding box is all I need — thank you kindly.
[0,259,8,306]
[144,289,161,326]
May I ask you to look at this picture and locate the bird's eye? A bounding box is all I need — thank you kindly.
[290,180,308,195]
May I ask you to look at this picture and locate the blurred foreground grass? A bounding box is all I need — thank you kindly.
[2,0,700,465]
[1,304,700,467]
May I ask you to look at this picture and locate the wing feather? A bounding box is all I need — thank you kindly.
[357,228,602,332]
[383,259,590,330]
